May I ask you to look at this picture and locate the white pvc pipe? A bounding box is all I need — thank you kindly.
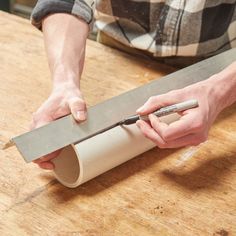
[52,114,179,188]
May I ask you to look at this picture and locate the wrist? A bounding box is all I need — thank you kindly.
[208,62,236,110]
[52,77,80,95]
[52,66,81,89]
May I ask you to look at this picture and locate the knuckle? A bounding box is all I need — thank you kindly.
[167,90,179,98]
[68,97,86,107]
[193,133,208,145]
[161,132,170,142]
[32,110,51,125]
[51,93,63,101]
[80,99,86,107]
[32,111,40,122]
[76,97,85,104]
[38,163,45,169]
[157,129,170,142]
[158,143,164,149]
[153,138,167,148]
[158,142,167,149]
[192,120,204,131]
[143,132,149,139]
[166,91,175,97]
[32,112,37,119]
[148,96,156,104]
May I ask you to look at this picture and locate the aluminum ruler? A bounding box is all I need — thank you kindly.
[6,48,236,162]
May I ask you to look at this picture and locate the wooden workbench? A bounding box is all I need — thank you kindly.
[0,11,236,236]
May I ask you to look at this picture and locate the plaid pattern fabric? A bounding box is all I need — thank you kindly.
[31,0,236,57]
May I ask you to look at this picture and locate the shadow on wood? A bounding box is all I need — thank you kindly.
[47,148,178,201]
[161,154,236,191]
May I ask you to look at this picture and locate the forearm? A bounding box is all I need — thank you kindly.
[136,60,236,149]
[42,13,89,88]
[210,61,236,110]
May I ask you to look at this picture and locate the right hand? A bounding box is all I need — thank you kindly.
[30,82,87,170]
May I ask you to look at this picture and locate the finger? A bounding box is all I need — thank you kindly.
[136,120,166,147]
[31,98,71,130]
[37,161,55,170]
[137,120,207,149]
[33,150,61,164]
[30,109,54,130]
[29,119,36,130]
[68,97,87,122]
[30,118,51,130]
[149,112,201,141]
[155,132,207,149]
[136,93,182,115]
[34,118,53,129]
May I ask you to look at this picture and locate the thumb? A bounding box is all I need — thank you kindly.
[136,93,182,115]
[67,96,87,122]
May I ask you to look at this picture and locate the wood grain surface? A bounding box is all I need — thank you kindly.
[0,11,235,236]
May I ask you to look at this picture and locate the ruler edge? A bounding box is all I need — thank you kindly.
[10,48,236,162]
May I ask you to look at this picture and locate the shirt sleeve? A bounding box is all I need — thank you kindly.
[31,0,94,30]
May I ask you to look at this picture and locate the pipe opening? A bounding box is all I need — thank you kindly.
[53,145,80,187]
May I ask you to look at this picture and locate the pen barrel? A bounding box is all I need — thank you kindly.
[175,99,198,111]
[153,105,178,117]
[139,99,198,121]
[154,99,198,117]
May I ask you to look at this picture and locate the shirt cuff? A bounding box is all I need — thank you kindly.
[31,0,94,30]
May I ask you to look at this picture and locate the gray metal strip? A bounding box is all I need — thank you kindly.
[12,48,236,163]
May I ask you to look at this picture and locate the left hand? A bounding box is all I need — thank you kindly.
[30,82,87,170]
[136,75,225,148]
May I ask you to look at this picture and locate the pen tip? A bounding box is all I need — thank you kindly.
[118,120,125,126]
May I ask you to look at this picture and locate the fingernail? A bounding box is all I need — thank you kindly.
[76,111,86,121]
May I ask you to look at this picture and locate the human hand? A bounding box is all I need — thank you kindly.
[30,82,87,169]
[30,13,89,170]
[136,76,225,149]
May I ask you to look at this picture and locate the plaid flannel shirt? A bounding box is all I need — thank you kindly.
[31,0,236,57]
